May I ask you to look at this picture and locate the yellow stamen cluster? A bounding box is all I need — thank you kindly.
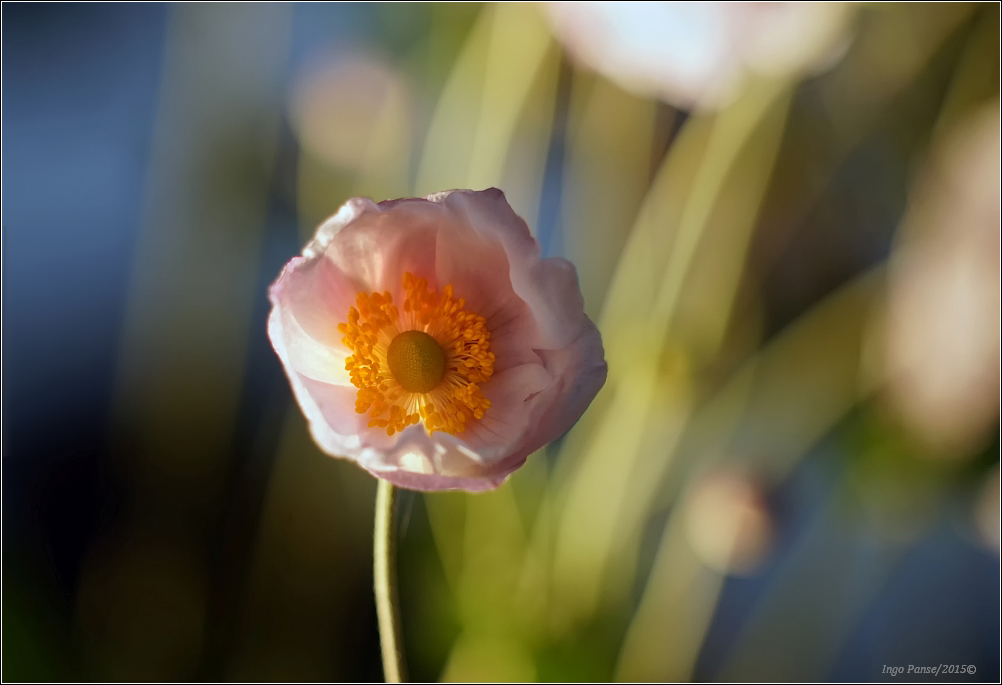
[338,272,495,436]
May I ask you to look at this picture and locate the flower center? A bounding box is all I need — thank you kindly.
[386,330,446,393]
[337,272,495,436]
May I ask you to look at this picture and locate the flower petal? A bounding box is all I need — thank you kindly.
[269,256,357,386]
[324,199,441,299]
[343,362,552,491]
[267,307,357,456]
[514,317,608,455]
[438,188,587,350]
[271,255,357,349]
[349,321,606,492]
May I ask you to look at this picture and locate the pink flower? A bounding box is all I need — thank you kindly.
[268,188,607,491]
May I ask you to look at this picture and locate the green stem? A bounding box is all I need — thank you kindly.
[374,479,406,683]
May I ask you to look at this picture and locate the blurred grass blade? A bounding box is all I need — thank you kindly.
[615,506,725,682]
[413,3,562,679]
[415,3,557,223]
[83,5,292,679]
[618,267,883,681]
[561,73,661,320]
[551,76,794,626]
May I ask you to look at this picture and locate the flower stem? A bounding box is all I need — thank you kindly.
[374,479,406,682]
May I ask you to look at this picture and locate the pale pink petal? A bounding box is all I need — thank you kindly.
[298,378,368,444]
[362,428,524,492]
[463,362,553,458]
[347,363,553,490]
[271,255,357,348]
[280,310,351,385]
[324,199,441,299]
[370,195,552,372]
[438,188,587,350]
[269,256,356,385]
[487,311,546,373]
[391,319,608,492]
[513,318,608,455]
[267,307,358,456]
[347,322,605,492]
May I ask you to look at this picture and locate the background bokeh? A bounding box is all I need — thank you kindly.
[3,2,999,682]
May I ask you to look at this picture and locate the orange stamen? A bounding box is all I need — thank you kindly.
[337,272,495,436]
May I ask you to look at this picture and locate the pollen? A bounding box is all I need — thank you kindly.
[337,272,495,436]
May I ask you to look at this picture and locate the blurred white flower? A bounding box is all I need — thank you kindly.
[544,1,854,110]
[289,53,411,171]
[883,103,1001,457]
[684,469,774,574]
